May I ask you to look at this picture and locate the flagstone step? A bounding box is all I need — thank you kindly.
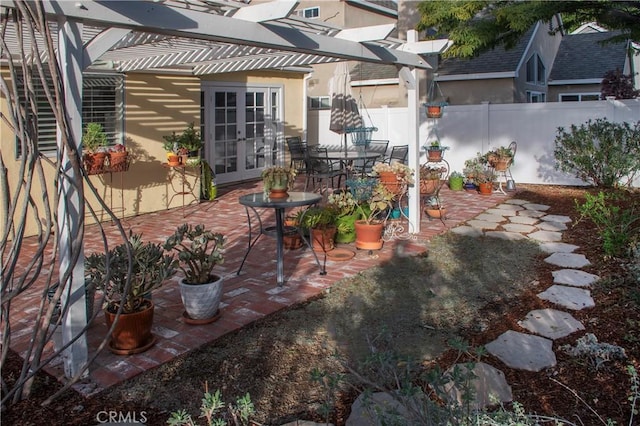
[544,252,591,268]
[485,330,557,372]
[537,285,595,310]
[552,269,600,287]
[517,308,585,339]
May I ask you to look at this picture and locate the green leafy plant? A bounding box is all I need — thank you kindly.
[85,233,177,313]
[163,122,203,153]
[82,122,108,153]
[163,224,225,284]
[554,118,640,188]
[310,367,345,425]
[167,384,254,426]
[575,191,639,257]
[299,206,337,230]
[356,183,396,224]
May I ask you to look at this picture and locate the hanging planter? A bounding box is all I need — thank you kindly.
[426,102,446,118]
[425,76,448,119]
[345,126,378,147]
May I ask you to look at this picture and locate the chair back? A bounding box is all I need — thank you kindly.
[367,140,389,157]
[388,145,408,164]
[286,136,308,171]
[307,147,331,174]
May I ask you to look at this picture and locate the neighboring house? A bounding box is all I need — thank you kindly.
[301,0,402,115]
[548,30,636,102]
[434,19,564,104]
[433,18,637,105]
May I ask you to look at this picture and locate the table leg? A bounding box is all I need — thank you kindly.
[275,208,285,286]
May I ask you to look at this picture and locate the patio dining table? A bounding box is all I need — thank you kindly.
[308,149,382,178]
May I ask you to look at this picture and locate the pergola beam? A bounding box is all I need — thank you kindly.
[25,0,429,69]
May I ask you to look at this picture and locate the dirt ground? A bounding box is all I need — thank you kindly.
[3,184,639,425]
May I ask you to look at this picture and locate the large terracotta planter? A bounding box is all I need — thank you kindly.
[179,275,223,323]
[283,219,302,250]
[354,220,384,250]
[104,300,156,355]
[492,158,511,171]
[425,206,447,219]
[310,226,336,252]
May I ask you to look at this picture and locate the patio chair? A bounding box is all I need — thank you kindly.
[286,136,307,172]
[304,146,346,195]
[351,140,389,177]
[386,145,408,165]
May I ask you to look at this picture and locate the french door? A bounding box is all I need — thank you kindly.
[203,83,282,185]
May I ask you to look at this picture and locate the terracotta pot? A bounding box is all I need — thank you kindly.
[283,220,302,250]
[478,182,493,195]
[310,226,336,252]
[84,152,108,175]
[354,220,384,250]
[420,178,439,195]
[377,171,401,195]
[493,158,511,171]
[104,300,155,355]
[426,105,443,118]
[108,151,129,172]
[427,149,443,162]
[167,154,180,167]
[425,207,447,219]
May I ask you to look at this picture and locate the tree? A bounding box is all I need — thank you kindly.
[417,1,640,58]
[601,68,640,99]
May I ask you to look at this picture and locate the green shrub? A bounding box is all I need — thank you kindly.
[575,191,640,257]
[554,118,640,188]
[167,387,254,426]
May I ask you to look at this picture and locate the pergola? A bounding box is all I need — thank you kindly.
[2,0,446,378]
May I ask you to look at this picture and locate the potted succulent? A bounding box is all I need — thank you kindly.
[108,143,129,172]
[448,171,464,191]
[424,195,446,219]
[82,122,109,174]
[348,178,396,250]
[163,123,203,166]
[164,224,225,324]
[371,162,415,196]
[262,166,297,198]
[299,205,337,252]
[463,153,485,191]
[424,140,449,162]
[85,233,177,354]
[484,145,514,171]
[476,169,496,195]
[419,164,446,195]
[327,190,358,243]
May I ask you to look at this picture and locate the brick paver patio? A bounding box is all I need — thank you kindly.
[8,177,512,396]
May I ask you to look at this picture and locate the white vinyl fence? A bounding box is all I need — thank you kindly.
[308,98,640,186]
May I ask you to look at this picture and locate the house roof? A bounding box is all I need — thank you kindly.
[548,31,628,82]
[435,27,535,79]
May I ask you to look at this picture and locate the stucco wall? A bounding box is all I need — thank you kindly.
[2,70,305,237]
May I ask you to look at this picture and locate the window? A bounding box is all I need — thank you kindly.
[16,73,124,156]
[296,7,319,19]
[559,93,601,102]
[309,96,330,110]
[526,54,546,85]
[527,91,546,103]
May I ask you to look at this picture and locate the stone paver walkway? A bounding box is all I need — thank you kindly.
[347,197,600,422]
